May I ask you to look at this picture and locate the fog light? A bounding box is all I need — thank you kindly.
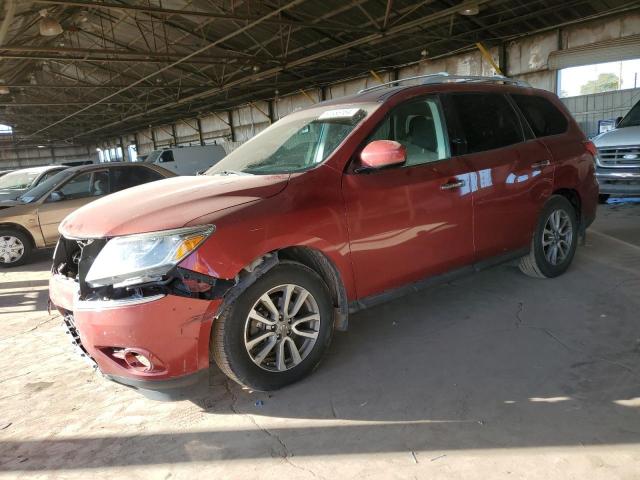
[124,349,153,372]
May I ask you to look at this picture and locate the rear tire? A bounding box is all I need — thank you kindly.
[212,261,334,391]
[598,194,610,204]
[518,195,578,279]
[0,230,32,268]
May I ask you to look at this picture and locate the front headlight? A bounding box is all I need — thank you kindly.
[85,225,214,288]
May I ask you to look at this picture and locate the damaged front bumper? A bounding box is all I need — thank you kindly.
[49,236,227,399]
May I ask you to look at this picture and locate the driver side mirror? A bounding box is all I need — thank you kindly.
[358,140,406,172]
[47,191,65,203]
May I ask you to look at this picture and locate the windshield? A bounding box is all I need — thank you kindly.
[144,151,162,163]
[619,101,640,128]
[206,104,376,175]
[18,169,75,203]
[0,170,40,190]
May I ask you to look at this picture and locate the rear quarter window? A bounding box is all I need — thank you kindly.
[511,94,568,137]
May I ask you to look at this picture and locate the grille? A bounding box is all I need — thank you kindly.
[62,313,97,369]
[597,145,640,168]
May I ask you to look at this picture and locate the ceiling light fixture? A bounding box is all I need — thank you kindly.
[39,9,63,36]
[459,2,480,16]
[0,86,9,95]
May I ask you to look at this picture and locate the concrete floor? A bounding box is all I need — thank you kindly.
[1,202,639,479]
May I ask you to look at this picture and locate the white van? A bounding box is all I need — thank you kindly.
[144,145,227,175]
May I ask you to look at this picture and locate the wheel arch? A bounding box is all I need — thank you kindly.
[551,188,582,227]
[0,222,37,248]
[278,246,349,331]
[216,246,350,331]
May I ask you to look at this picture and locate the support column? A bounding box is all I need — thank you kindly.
[228,110,236,142]
[196,118,205,145]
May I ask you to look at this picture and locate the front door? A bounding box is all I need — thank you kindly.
[342,96,475,299]
[37,170,110,245]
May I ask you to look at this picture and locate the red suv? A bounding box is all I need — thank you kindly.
[49,75,598,398]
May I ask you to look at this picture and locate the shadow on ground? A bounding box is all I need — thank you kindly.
[1,206,639,472]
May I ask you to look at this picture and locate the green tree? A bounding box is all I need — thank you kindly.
[579,73,620,95]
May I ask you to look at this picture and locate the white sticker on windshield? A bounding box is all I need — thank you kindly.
[318,108,363,120]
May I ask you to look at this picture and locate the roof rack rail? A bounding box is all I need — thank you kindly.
[358,72,531,93]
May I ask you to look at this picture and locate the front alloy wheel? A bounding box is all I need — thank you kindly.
[213,262,333,391]
[244,284,321,372]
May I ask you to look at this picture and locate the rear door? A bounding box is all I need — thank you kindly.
[110,165,166,192]
[442,92,553,260]
[37,170,110,245]
[342,95,475,299]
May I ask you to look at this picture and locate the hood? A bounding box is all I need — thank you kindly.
[593,125,640,148]
[60,173,289,239]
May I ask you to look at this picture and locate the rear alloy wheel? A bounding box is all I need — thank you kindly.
[212,262,333,391]
[518,195,578,278]
[0,231,31,267]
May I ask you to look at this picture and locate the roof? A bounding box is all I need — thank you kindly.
[0,0,637,145]
[10,165,66,174]
[63,161,176,176]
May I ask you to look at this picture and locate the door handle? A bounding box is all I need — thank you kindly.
[531,159,550,169]
[440,180,465,190]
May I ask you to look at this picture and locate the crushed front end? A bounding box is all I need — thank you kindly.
[49,234,233,399]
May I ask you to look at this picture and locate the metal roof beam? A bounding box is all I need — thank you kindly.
[32,0,376,33]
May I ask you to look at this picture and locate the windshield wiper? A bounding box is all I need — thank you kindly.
[215,170,253,176]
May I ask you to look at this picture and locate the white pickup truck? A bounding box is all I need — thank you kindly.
[593,99,640,202]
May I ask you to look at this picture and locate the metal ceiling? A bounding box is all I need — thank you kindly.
[0,0,638,146]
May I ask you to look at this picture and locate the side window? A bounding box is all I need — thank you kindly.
[58,171,109,200]
[159,150,175,163]
[448,93,524,154]
[368,97,448,166]
[511,94,568,137]
[111,167,164,193]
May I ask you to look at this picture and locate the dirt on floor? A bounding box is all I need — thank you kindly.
[1,202,639,479]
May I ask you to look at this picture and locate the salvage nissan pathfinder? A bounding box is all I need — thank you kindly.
[49,74,599,398]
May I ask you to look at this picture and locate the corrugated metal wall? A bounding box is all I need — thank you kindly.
[562,87,640,138]
[2,11,639,167]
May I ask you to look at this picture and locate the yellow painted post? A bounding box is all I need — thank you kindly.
[476,42,503,76]
[370,69,385,84]
[300,89,316,103]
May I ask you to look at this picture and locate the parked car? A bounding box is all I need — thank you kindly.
[593,99,640,202]
[0,169,15,177]
[143,145,227,175]
[49,75,598,398]
[0,165,67,202]
[0,163,175,266]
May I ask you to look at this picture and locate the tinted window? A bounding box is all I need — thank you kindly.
[512,94,568,137]
[58,170,109,200]
[448,93,523,154]
[159,150,174,163]
[368,97,448,166]
[111,166,164,193]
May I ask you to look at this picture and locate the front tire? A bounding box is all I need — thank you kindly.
[212,261,334,391]
[0,230,32,267]
[519,195,578,279]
